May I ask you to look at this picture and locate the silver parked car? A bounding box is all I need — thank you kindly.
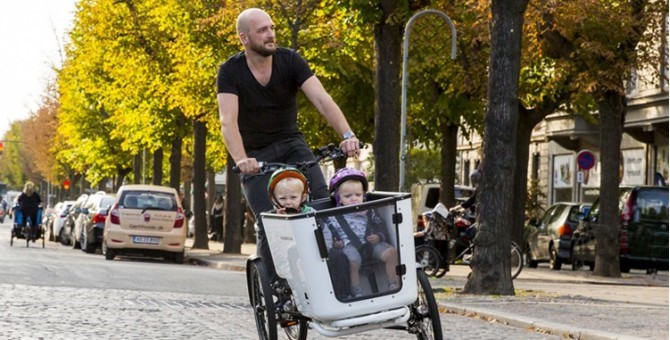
[45,200,75,242]
[72,192,116,253]
[525,202,591,270]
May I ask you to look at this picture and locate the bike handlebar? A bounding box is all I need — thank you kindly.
[232,142,364,175]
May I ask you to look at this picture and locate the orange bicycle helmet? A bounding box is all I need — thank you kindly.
[267,167,309,207]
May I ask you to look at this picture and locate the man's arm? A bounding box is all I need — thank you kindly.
[217,92,258,173]
[300,76,360,156]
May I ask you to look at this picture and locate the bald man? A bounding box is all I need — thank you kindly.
[216,8,360,280]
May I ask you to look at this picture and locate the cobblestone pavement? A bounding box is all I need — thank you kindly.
[0,283,561,340]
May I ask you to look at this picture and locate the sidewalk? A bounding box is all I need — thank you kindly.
[184,240,669,339]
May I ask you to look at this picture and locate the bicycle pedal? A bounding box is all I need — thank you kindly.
[280,320,299,328]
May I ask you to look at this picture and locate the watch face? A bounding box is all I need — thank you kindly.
[343,131,355,139]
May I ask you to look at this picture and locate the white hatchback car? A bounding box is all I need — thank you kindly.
[103,185,187,264]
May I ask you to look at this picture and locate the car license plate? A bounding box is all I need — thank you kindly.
[131,236,160,245]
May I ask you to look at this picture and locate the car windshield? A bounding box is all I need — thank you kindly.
[121,191,176,211]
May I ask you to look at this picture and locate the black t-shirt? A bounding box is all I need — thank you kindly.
[217,48,314,151]
[18,192,41,214]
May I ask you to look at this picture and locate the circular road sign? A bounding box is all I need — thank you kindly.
[577,150,596,170]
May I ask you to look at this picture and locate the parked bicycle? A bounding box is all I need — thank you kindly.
[415,203,523,280]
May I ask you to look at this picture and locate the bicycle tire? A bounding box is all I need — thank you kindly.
[248,259,278,340]
[510,242,523,280]
[413,270,443,340]
[24,225,31,248]
[415,245,442,277]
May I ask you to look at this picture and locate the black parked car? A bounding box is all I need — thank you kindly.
[572,186,668,273]
[525,202,591,270]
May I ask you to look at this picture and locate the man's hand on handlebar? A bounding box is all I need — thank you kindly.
[339,137,361,158]
[236,158,260,174]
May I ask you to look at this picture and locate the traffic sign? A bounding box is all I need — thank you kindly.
[577,150,596,170]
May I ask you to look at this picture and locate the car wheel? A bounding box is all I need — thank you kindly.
[549,244,562,270]
[173,252,184,264]
[48,223,54,242]
[71,229,80,249]
[81,228,95,254]
[103,242,116,261]
[525,245,538,268]
[60,228,71,245]
[620,262,630,273]
[570,245,581,271]
[588,262,595,271]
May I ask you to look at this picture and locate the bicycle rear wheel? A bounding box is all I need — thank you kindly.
[415,245,442,277]
[510,242,523,280]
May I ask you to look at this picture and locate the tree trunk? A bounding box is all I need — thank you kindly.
[183,180,192,214]
[169,120,183,193]
[115,165,130,191]
[512,117,534,248]
[463,0,528,295]
[593,89,624,277]
[373,0,402,191]
[133,154,141,184]
[207,170,216,213]
[224,153,242,254]
[191,120,208,250]
[440,123,458,208]
[152,147,163,185]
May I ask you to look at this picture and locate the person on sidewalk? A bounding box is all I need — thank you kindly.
[210,193,224,241]
[216,8,360,282]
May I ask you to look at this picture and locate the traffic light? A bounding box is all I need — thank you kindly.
[0,142,3,155]
[63,180,70,190]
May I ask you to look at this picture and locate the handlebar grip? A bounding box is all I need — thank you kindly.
[232,161,265,174]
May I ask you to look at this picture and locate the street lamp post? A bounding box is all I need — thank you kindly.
[398,9,457,192]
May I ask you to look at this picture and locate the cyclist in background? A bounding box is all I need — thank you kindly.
[17,181,42,240]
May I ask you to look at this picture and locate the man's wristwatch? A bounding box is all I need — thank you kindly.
[342,130,356,140]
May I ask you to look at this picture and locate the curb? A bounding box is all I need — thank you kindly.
[185,256,247,272]
[439,302,632,340]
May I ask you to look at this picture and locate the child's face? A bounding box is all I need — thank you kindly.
[338,180,365,206]
[274,185,305,211]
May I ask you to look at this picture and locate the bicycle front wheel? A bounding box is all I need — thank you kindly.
[415,245,442,277]
[510,242,523,280]
[248,259,277,340]
[413,270,443,340]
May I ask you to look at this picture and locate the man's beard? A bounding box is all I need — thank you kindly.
[250,39,276,57]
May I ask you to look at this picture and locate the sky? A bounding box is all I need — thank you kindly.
[0,0,77,138]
